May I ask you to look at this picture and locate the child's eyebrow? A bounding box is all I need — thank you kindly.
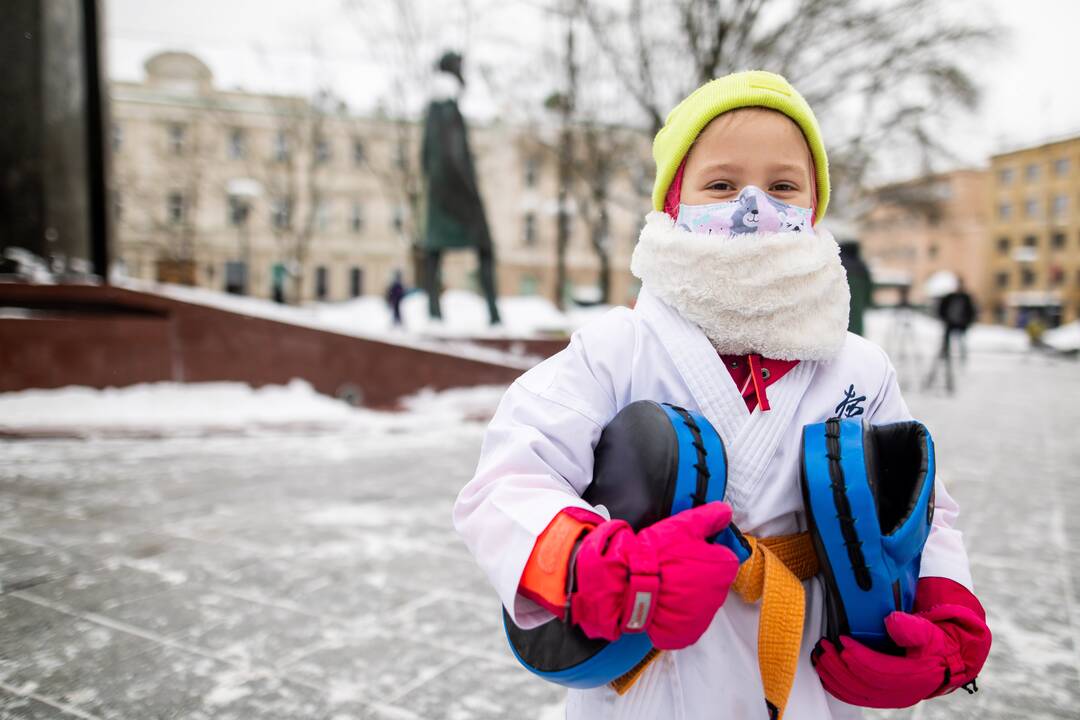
[696,162,742,175]
[767,162,810,175]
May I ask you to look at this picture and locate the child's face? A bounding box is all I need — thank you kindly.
[680,108,814,210]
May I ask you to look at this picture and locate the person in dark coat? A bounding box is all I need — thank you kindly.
[937,277,977,364]
[386,270,406,327]
[420,51,500,325]
[839,240,872,336]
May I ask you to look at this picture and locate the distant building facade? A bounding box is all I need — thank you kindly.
[109,52,648,306]
[985,135,1080,326]
[859,169,989,309]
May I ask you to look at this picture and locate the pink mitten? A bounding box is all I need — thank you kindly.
[811,577,991,708]
[570,502,740,650]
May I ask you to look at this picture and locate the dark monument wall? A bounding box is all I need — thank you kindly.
[0,285,528,408]
[1,0,108,276]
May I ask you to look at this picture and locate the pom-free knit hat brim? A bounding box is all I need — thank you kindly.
[652,71,830,220]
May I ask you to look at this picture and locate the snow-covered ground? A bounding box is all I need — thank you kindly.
[1,346,1077,719]
[1,296,1078,718]
[0,381,507,438]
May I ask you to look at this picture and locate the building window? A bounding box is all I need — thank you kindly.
[166,192,185,224]
[998,167,1013,185]
[392,206,405,232]
[995,272,1009,289]
[227,196,251,227]
[350,267,363,297]
[111,123,123,153]
[1055,158,1070,176]
[996,237,1010,255]
[350,202,364,233]
[998,202,1011,219]
[1024,234,1038,248]
[271,198,291,230]
[1025,163,1040,182]
[1052,195,1068,218]
[1025,198,1039,218]
[1021,267,1036,287]
[315,137,331,165]
[1052,232,1066,250]
[315,266,329,300]
[225,261,248,295]
[353,139,366,166]
[523,212,537,246]
[1050,265,1064,286]
[228,128,246,160]
[315,200,331,232]
[273,131,289,163]
[524,156,540,188]
[928,244,939,260]
[168,124,186,155]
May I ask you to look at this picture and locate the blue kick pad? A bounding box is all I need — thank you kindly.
[503,401,749,688]
[800,418,936,647]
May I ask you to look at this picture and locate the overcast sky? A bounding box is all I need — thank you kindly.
[106,0,1080,177]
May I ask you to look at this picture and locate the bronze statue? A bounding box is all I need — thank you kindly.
[420,51,500,324]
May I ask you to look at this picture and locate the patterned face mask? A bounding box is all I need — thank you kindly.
[675,186,813,237]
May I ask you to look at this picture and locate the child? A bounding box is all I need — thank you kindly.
[454,71,990,720]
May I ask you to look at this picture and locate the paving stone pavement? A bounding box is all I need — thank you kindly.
[0,349,1077,719]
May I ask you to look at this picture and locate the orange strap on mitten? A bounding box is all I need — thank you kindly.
[518,509,601,617]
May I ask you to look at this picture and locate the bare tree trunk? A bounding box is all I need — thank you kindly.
[591,203,610,304]
[554,10,576,311]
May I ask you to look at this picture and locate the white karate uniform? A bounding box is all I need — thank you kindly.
[453,288,973,720]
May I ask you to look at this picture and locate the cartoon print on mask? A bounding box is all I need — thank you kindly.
[676,186,813,238]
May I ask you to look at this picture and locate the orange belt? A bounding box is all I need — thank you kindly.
[611,532,820,720]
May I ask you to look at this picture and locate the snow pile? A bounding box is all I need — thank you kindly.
[0,380,508,438]
[121,277,609,342]
[318,289,610,339]
[1043,321,1080,352]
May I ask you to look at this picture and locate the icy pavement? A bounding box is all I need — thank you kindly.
[1,349,1079,719]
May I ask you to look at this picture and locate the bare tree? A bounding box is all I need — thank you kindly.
[578,0,996,209]
[342,0,462,286]
[256,90,340,303]
[535,3,651,306]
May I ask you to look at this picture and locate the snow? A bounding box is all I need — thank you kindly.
[317,289,610,339]
[0,379,508,438]
[922,269,959,298]
[116,280,534,370]
[119,278,608,344]
[1043,321,1080,352]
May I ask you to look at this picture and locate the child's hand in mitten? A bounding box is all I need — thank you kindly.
[571,502,741,650]
[811,577,991,708]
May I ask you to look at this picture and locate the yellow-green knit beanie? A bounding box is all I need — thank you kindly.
[652,70,830,220]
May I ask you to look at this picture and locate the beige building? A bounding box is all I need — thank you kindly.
[859,169,989,308]
[109,52,648,307]
[985,135,1080,326]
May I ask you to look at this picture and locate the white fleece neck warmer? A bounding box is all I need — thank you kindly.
[631,211,850,361]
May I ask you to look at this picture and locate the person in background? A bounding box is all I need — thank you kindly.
[937,278,977,364]
[839,240,872,337]
[386,270,406,327]
[271,262,287,304]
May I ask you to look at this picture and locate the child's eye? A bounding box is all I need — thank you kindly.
[770,182,798,192]
[707,181,736,191]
